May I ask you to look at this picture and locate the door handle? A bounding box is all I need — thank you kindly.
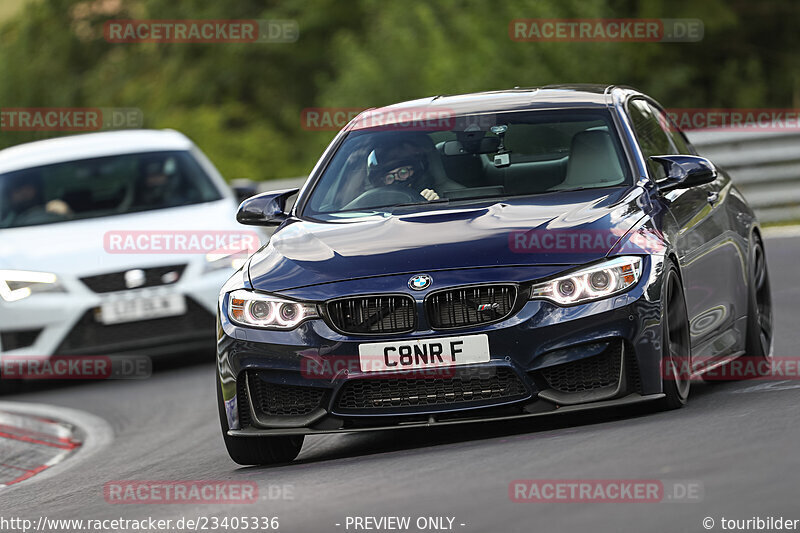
[707,191,719,204]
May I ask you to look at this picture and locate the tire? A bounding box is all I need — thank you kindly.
[216,377,304,465]
[658,261,692,410]
[702,235,773,382]
[744,235,773,364]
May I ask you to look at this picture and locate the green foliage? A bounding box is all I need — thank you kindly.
[0,0,796,181]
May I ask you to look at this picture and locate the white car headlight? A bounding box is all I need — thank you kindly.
[530,256,642,306]
[0,270,65,302]
[227,289,318,330]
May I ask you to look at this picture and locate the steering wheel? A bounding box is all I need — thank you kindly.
[344,187,422,210]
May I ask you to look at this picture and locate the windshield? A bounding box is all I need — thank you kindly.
[0,151,223,229]
[303,109,631,220]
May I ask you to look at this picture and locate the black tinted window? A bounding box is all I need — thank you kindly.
[628,99,678,180]
[304,109,631,219]
[663,114,693,155]
[0,151,223,228]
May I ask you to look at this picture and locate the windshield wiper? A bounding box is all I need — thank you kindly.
[552,187,591,193]
[551,182,625,193]
[389,198,450,210]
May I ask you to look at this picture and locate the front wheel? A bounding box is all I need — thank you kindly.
[216,377,304,465]
[744,236,773,362]
[659,262,691,410]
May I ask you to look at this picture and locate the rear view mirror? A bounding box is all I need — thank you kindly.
[236,188,299,226]
[650,155,718,192]
[442,140,465,156]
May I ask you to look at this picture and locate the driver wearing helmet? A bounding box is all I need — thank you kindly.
[366,141,440,201]
[134,157,186,207]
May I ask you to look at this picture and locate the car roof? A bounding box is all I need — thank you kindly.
[350,84,641,128]
[0,129,195,174]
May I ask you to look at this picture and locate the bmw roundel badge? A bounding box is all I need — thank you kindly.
[408,274,432,291]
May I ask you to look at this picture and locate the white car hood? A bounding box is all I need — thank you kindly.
[0,200,253,276]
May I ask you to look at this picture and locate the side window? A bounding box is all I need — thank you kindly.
[660,111,693,155]
[642,101,693,155]
[627,99,677,180]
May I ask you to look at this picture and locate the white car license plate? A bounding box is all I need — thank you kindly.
[98,294,187,325]
[358,334,490,373]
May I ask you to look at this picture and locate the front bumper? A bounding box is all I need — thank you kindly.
[0,263,232,357]
[228,392,665,437]
[218,256,667,436]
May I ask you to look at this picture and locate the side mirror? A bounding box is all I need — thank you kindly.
[650,155,718,192]
[236,188,299,226]
[230,179,259,203]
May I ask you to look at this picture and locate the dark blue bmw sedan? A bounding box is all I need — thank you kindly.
[216,85,773,464]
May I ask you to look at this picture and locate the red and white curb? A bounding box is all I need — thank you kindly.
[0,402,112,489]
[0,411,80,486]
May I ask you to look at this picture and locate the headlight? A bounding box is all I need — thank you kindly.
[530,256,642,306]
[0,270,65,302]
[205,250,249,272]
[227,289,318,330]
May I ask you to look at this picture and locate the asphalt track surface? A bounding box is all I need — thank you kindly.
[2,234,800,533]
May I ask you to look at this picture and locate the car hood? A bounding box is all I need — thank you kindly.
[0,199,247,276]
[249,187,651,293]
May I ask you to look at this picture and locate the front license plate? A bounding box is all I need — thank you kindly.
[98,294,187,325]
[358,334,490,373]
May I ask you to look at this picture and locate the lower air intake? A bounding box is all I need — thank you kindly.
[335,367,528,413]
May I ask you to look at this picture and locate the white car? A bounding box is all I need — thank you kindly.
[0,130,261,358]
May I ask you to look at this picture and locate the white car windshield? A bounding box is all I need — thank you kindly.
[0,151,223,229]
